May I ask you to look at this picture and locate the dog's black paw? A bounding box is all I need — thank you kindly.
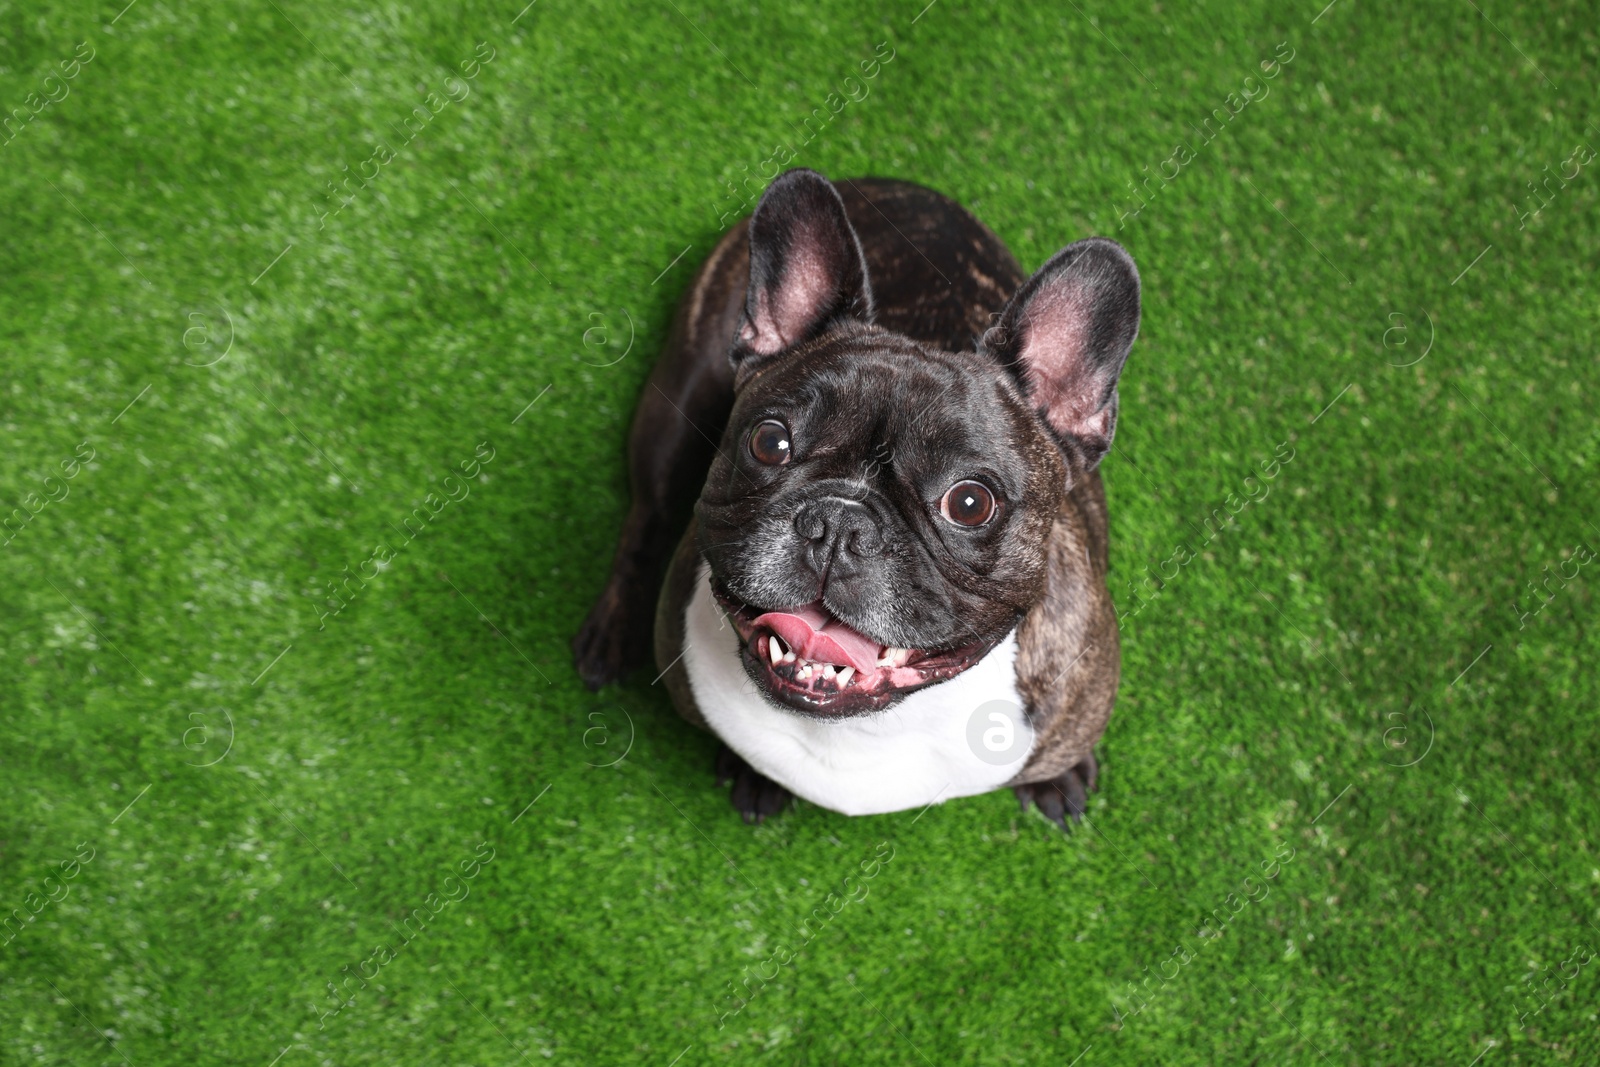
[572,580,649,690]
[1013,752,1099,831]
[714,745,792,824]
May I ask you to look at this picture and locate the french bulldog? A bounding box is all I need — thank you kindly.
[573,168,1139,828]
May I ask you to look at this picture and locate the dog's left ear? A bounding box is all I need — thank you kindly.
[985,237,1140,472]
[733,168,873,370]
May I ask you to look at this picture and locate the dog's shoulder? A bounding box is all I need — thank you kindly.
[1011,470,1122,783]
[654,520,708,730]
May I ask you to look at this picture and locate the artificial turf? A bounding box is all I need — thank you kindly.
[2,0,1598,1063]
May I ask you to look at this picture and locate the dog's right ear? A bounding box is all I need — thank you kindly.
[732,169,873,374]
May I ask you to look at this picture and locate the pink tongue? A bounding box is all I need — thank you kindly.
[751,604,882,673]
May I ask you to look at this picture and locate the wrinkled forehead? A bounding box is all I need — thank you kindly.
[745,338,1030,470]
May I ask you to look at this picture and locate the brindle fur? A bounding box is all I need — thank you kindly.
[576,177,1121,798]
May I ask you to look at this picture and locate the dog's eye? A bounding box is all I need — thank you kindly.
[749,420,792,465]
[941,480,996,527]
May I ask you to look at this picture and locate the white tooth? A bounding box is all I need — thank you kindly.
[798,665,811,680]
[822,664,836,679]
[836,667,854,687]
[768,635,784,666]
[784,651,796,664]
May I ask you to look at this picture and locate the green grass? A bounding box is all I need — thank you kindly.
[2,0,1597,1063]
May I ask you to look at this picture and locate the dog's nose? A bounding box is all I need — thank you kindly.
[795,497,884,575]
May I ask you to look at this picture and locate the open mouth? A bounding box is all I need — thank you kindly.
[711,581,999,717]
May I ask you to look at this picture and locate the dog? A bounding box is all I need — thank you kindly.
[573,169,1139,828]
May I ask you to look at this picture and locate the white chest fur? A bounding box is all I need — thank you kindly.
[682,562,1033,816]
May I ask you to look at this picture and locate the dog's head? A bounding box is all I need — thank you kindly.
[697,169,1140,717]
